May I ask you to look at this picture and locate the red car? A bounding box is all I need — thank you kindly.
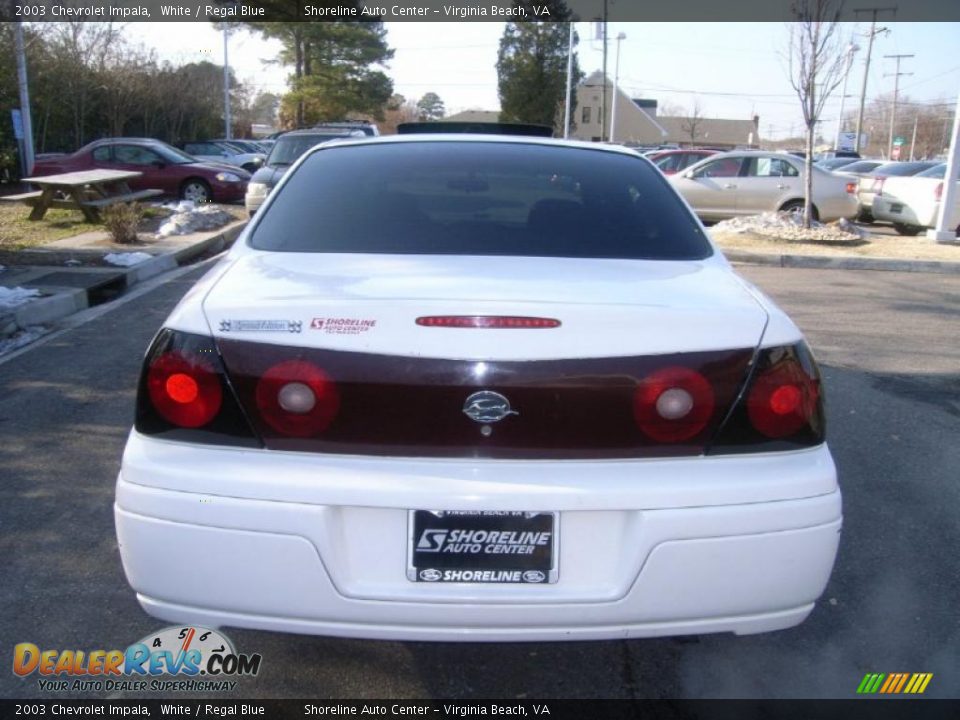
[648,149,719,175]
[30,138,249,204]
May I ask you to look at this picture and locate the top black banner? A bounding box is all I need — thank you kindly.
[1,0,958,23]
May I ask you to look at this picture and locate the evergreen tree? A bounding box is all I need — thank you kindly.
[416,93,446,121]
[496,3,582,133]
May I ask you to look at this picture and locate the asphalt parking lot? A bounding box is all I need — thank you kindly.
[0,261,957,700]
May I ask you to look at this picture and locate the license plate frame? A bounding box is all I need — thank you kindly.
[407,510,559,584]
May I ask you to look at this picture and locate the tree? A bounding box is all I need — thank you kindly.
[417,93,446,121]
[379,94,420,135]
[679,99,705,145]
[233,9,394,127]
[496,2,582,134]
[786,0,849,227]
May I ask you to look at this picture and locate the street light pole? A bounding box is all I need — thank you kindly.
[223,26,232,139]
[563,22,574,139]
[834,43,859,150]
[926,90,960,243]
[14,21,35,177]
[610,32,625,143]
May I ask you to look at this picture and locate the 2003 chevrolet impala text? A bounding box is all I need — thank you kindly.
[115,135,842,641]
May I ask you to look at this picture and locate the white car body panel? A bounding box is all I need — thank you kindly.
[117,134,839,641]
[872,175,960,230]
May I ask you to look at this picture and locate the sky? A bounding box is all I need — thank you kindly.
[123,21,960,141]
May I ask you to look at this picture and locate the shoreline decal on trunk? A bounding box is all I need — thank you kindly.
[310,317,377,334]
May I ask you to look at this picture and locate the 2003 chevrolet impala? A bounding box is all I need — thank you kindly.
[115,134,841,641]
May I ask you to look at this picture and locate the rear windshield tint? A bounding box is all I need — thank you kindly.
[249,141,712,261]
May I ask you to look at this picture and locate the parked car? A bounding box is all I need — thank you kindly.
[816,157,860,171]
[181,140,266,174]
[215,139,270,155]
[30,137,249,203]
[314,121,380,136]
[815,150,861,161]
[648,148,718,175]
[669,150,859,222]
[116,134,840,642]
[854,161,940,222]
[872,163,959,236]
[832,160,883,178]
[245,129,365,215]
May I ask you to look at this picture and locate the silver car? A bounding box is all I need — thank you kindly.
[669,151,859,223]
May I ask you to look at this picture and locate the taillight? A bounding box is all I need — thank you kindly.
[934,182,943,202]
[746,357,819,438]
[147,351,222,428]
[255,360,340,437]
[633,366,715,443]
[135,329,260,447]
[708,342,825,454]
[416,316,561,329]
[845,182,857,194]
[873,177,886,195]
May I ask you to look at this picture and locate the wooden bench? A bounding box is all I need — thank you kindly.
[0,191,43,203]
[82,189,164,208]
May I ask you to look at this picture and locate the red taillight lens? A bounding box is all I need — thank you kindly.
[845,182,857,194]
[147,352,223,428]
[934,182,943,202]
[633,366,715,443]
[416,316,561,329]
[746,359,819,438]
[255,360,339,437]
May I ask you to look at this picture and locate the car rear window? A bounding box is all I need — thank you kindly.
[266,134,354,166]
[249,141,712,261]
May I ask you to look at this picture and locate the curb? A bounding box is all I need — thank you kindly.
[5,221,245,336]
[722,249,960,275]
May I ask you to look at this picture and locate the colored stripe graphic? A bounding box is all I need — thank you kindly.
[857,672,933,694]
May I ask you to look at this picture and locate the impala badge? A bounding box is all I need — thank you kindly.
[463,391,518,424]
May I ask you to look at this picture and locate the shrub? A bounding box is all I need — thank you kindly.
[102,202,144,244]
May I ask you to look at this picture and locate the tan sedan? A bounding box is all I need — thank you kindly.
[668,151,859,222]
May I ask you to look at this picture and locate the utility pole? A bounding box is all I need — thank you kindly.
[853,7,896,154]
[884,53,913,159]
[908,114,918,161]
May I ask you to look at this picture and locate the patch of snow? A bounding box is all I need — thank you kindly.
[104,252,153,267]
[156,202,235,238]
[0,325,49,356]
[0,286,41,309]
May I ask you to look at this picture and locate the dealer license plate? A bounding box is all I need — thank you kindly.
[407,510,558,584]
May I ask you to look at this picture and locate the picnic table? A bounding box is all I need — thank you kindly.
[1,169,163,222]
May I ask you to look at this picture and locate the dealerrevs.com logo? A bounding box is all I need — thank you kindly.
[13,626,262,693]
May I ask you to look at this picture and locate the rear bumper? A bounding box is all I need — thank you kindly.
[115,434,842,641]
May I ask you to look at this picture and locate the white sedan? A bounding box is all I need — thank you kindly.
[670,150,859,223]
[115,135,841,641]
[872,163,960,236]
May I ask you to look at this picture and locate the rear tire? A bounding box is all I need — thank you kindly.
[780,200,819,222]
[892,223,923,236]
[180,179,212,204]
